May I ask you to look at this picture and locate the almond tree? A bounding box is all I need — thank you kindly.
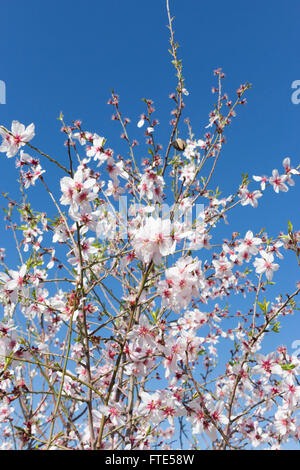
[0,0,299,450]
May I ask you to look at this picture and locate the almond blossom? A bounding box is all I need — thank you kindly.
[85,134,106,164]
[158,256,205,310]
[60,166,98,212]
[239,187,263,207]
[132,216,176,264]
[269,169,289,193]
[252,174,268,190]
[138,170,165,203]
[253,251,279,280]
[0,121,35,158]
[282,157,300,186]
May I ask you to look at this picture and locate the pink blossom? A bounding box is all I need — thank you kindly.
[253,251,279,280]
[282,157,299,186]
[269,169,288,193]
[253,174,268,190]
[60,167,97,210]
[132,216,176,264]
[239,187,263,207]
[0,121,35,158]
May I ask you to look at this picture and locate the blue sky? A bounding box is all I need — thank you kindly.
[0,0,299,339]
[0,0,299,443]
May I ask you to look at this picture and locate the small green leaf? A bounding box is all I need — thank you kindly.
[281,363,296,371]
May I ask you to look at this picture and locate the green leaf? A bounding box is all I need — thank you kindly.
[257,298,269,315]
[288,220,293,232]
[150,308,159,324]
[197,349,206,356]
[281,363,296,371]
[270,321,281,333]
